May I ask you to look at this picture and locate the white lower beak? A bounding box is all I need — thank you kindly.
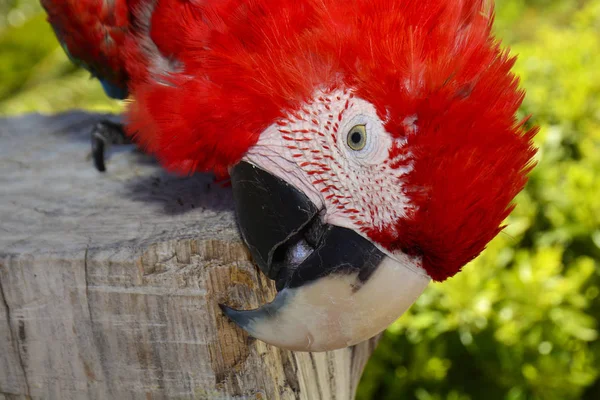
[221,255,429,351]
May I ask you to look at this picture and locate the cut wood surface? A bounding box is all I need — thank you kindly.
[0,112,378,400]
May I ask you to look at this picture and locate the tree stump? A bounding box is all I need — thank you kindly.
[0,112,378,400]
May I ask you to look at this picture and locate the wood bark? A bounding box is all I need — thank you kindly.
[0,112,378,400]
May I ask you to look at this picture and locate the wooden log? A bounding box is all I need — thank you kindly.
[0,112,378,399]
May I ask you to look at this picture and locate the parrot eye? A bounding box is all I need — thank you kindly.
[347,125,367,151]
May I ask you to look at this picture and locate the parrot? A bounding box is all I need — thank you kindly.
[42,0,537,352]
[40,0,134,171]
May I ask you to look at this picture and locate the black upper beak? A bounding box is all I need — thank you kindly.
[230,161,319,281]
[230,161,385,289]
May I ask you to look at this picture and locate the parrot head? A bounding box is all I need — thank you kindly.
[126,0,537,351]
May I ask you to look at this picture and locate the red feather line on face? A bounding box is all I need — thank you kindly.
[125,0,538,281]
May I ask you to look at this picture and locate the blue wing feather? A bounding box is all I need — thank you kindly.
[100,79,128,100]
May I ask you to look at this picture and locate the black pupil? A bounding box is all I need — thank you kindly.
[351,131,363,145]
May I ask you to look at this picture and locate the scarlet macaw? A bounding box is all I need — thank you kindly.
[42,0,537,351]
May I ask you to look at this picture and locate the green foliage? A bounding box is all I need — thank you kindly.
[0,1,598,399]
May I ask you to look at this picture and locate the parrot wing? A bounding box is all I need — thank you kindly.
[40,0,133,99]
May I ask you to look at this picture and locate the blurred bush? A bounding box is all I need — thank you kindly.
[0,0,598,399]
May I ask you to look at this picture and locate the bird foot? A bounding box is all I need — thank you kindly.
[91,120,130,172]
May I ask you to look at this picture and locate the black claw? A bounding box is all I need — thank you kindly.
[92,133,107,172]
[90,120,130,172]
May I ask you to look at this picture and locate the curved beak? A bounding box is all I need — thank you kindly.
[222,162,430,351]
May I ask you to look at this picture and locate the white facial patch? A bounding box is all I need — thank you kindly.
[244,87,415,241]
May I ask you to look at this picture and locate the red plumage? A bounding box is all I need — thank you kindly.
[40,0,133,92]
[39,0,535,281]
[124,0,537,281]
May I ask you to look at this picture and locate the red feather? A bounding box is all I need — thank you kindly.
[124,0,537,280]
[41,0,133,91]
